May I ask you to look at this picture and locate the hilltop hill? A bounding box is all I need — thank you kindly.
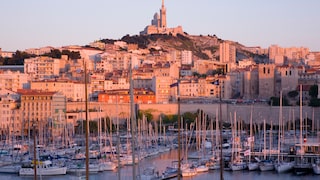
[100,33,262,62]
[101,34,223,60]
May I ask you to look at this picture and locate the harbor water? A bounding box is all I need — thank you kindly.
[1,149,319,180]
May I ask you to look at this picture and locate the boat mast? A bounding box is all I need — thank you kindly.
[277,91,282,162]
[33,121,37,180]
[299,84,302,160]
[249,105,253,163]
[84,60,89,180]
[116,95,121,180]
[129,61,137,180]
[177,79,181,180]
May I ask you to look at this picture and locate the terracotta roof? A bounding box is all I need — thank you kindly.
[17,89,56,96]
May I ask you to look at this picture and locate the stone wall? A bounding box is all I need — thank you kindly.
[67,102,320,126]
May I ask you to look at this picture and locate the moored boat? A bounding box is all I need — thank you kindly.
[195,164,209,173]
[274,161,294,173]
[161,166,178,179]
[181,167,197,177]
[312,159,320,175]
[259,160,274,171]
[248,162,259,171]
[0,164,21,174]
[19,160,67,176]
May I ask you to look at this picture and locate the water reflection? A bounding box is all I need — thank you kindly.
[0,149,319,180]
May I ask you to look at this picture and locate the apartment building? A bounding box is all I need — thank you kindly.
[269,44,309,61]
[24,56,60,80]
[0,90,20,142]
[18,89,67,145]
[179,78,199,97]
[99,52,140,71]
[25,46,54,56]
[0,48,14,58]
[181,50,192,65]
[98,88,156,104]
[193,60,219,75]
[0,70,30,91]
[219,41,236,64]
[104,77,130,91]
[30,79,86,102]
[133,77,153,89]
[151,76,173,103]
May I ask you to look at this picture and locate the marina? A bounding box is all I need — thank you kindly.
[0,126,319,179]
[0,148,319,180]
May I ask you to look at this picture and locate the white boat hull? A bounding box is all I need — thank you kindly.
[274,162,294,173]
[312,163,320,175]
[230,163,247,171]
[99,161,117,171]
[248,162,259,171]
[0,165,21,174]
[19,167,67,176]
[196,165,209,173]
[181,168,197,177]
[259,162,274,171]
[67,164,100,174]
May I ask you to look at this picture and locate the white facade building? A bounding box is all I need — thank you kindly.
[24,57,60,80]
[181,50,192,65]
[0,70,30,91]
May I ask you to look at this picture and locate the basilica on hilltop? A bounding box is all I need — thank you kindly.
[140,0,184,36]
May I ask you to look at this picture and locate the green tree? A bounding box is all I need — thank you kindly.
[43,49,62,58]
[62,50,81,59]
[309,85,318,98]
[138,109,155,122]
[5,50,35,65]
[75,120,98,135]
[287,90,298,98]
[162,114,178,125]
[182,112,197,126]
[309,98,320,107]
[269,96,289,106]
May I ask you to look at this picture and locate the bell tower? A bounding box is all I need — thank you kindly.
[160,0,167,28]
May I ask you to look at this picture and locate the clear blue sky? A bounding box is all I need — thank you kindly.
[1,0,320,52]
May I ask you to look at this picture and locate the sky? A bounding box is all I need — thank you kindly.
[1,0,320,52]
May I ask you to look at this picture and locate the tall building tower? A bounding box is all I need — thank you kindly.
[258,64,275,99]
[219,41,236,64]
[160,0,167,28]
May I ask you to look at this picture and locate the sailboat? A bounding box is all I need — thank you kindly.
[312,158,320,175]
[274,91,294,173]
[293,84,312,175]
[96,107,117,172]
[0,116,23,174]
[181,122,198,177]
[259,120,274,171]
[207,111,221,170]
[194,115,209,173]
[229,112,247,171]
[19,160,67,176]
[248,106,259,171]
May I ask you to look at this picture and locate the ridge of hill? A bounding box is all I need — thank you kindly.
[100,33,262,62]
